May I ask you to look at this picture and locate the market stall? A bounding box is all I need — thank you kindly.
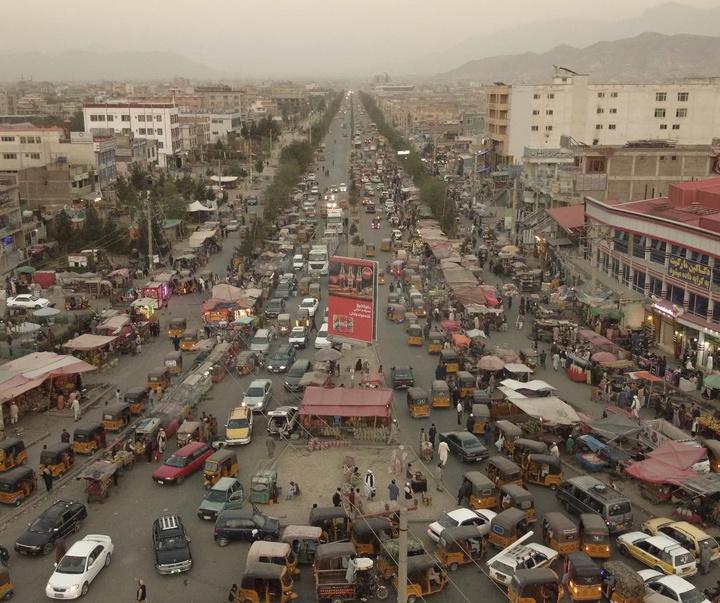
[64,334,119,370]
[141,281,171,308]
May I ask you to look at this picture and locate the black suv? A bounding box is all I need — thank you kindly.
[15,500,87,556]
[267,344,296,373]
[264,298,285,319]
[152,515,192,574]
[213,509,280,547]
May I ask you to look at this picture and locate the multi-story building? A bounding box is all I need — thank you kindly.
[114,134,158,175]
[0,175,24,268]
[17,163,93,212]
[82,102,181,169]
[485,73,720,166]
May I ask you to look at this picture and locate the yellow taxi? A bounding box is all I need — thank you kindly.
[224,405,253,446]
[616,532,697,577]
[640,517,720,562]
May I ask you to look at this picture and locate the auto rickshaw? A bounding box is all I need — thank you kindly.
[436,525,487,572]
[176,278,196,295]
[73,423,106,455]
[428,332,443,354]
[523,454,564,490]
[247,541,300,579]
[65,293,89,310]
[181,330,199,351]
[541,512,580,555]
[167,317,187,338]
[0,566,13,600]
[387,293,401,305]
[309,507,352,543]
[309,282,321,300]
[393,554,447,601]
[563,553,602,602]
[412,298,427,317]
[464,471,499,510]
[386,304,405,324]
[295,308,310,329]
[439,349,459,374]
[381,238,391,252]
[0,466,37,505]
[494,420,523,454]
[101,402,132,432]
[485,456,523,487]
[519,348,539,372]
[406,387,430,419]
[297,277,310,296]
[39,442,75,478]
[278,313,291,336]
[237,351,262,375]
[365,243,376,257]
[378,272,386,285]
[456,371,476,398]
[578,514,611,559]
[489,508,529,549]
[147,367,170,392]
[203,448,239,488]
[511,439,549,466]
[164,351,183,375]
[234,562,297,603]
[500,483,536,523]
[508,568,563,603]
[176,420,202,447]
[410,275,423,292]
[407,324,423,346]
[601,560,645,603]
[471,404,490,436]
[350,518,398,556]
[431,380,450,408]
[403,312,418,333]
[281,525,322,565]
[377,537,425,579]
[0,439,26,472]
[124,387,149,415]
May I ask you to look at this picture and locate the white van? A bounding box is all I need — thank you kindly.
[250,329,273,355]
[314,324,331,349]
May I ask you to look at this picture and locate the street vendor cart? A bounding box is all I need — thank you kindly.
[82,460,117,504]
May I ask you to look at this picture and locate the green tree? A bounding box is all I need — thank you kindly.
[350,235,364,258]
[82,202,104,245]
[51,210,77,253]
[254,158,264,174]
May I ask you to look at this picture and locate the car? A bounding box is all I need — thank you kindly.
[226,220,240,232]
[15,500,88,556]
[152,441,214,485]
[289,326,308,349]
[641,517,720,561]
[438,431,489,462]
[275,281,292,300]
[225,405,253,445]
[616,532,697,577]
[242,379,273,412]
[267,344,297,373]
[311,186,320,195]
[638,570,711,603]
[487,542,559,586]
[246,195,259,206]
[197,477,244,521]
[306,173,316,181]
[292,254,305,272]
[152,515,192,574]
[330,186,340,193]
[214,509,280,547]
[391,366,415,388]
[339,183,347,192]
[6,294,51,310]
[427,508,497,543]
[268,406,300,436]
[391,229,403,241]
[314,323,331,349]
[299,297,320,317]
[285,359,313,392]
[45,534,114,599]
[372,218,381,229]
[264,298,285,319]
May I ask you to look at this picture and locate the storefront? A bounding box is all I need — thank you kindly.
[646,300,683,357]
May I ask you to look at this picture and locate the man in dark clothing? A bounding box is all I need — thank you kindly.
[42,466,53,492]
[457,478,472,505]
[60,429,70,443]
[423,322,431,341]
[428,424,437,450]
[539,350,547,369]
[310,314,317,332]
[466,414,476,434]
[172,335,180,351]
[332,488,342,507]
[355,359,363,372]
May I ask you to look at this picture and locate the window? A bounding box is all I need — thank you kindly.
[713,303,720,325]
[156,115,162,122]
[122,128,131,135]
[138,129,146,135]
[156,128,163,135]
[672,124,680,130]
[611,258,620,279]
[609,108,617,114]
[676,108,687,118]
[595,124,603,130]
[654,109,666,118]
[597,108,604,114]
[677,92,689,102]
[660,124,668,130]
[25,153,40,159]
[632,270,646,294]
[158,142,164,149]
[121,115,130,122]
[614,230,629,254]
[533,93,540,99]
[632,235,647,259]
[0,136,13,142]
[621,263,631,286]
[597,92,605,98]
[107,115,113,122]
[547,94,554,99]
[95,115,105,121]
[90,115,99,122]
[670,245,686,259]
[147,129,153,135]
[688,293,708,318]
[2,154,16,159]
[587,158,606,173]
[665,284,684,307]
[532,110,539,115]
[656,92,667,102]
[531,126,539,131]
[611,92,618,98]
[545,126,553,131]
[608,124,616,130]
[690,251,709,265]
[546,110,553,115]
[649,239,666,264]
[649,276,663,296]
[19,137,26,144]
[137,115,145,121]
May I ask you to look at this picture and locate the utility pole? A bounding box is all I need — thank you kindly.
[397,507,408,603]
[511,173,519,241]
[146,193,153,278]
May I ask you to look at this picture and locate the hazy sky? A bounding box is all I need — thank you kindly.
[2,0,718,77]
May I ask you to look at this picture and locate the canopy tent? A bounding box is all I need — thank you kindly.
[500,378,555,391]
[210,176,238,183]
[509,396,580,426]
[451,285,487,306]
[64,334,118,351]
[299,386,392,419]
[98,315,130,335]
[503,363,533,374]
[624,459,697,485]
[585,415,641,441]
[577,330,617,352]
[466,328,487,339]
[679,473,720,497]
[189,231,214,248]
[210,284,244,301]
[479,286,501,307]
[107,268,131,279]
[442,266,477,287]
[187,201,216,213]
[646,440,707,470]
[497,386,528,400]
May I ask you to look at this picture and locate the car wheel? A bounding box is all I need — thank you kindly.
[105,553,112,567]
[263,536,273,542]
[34,305,41,309]
[176,475,185,485]
[74,520,83,533]
[217,537,229,547]
[449,562,459,572]
[376,585,389,600]
[618,544,629,557]
[42,541,54,556]
[457,452,464,463]
[81,582,89,596]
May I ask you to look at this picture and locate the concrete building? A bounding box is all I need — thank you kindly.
[485,73,720,166]
[17,163,93,212]
[114,134,157,176]
[82,102,181,169]
[0,175,24,267]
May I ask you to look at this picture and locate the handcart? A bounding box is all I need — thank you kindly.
[82,460,117,504]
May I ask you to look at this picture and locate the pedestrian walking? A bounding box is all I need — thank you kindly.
[364,470,375,500]
[157,428,167,454]
[436,462,445,491]
[428,423,437,450]
[565,435,575,455]
[42,466,53,492]
[388,479,399,501]
[9,401,18,425]
[136,579,147,602]
[404,482,413,505]
[549,442,560,458]
[115,388,121,403]
[386,419,399,445]
[55,539,67,564]
[148,388,156,409]
[71,396,80,421]
[172,335,180,351]
[516,313,524,330]
[552,352,561,371]
[438,440,449,467]
[630,396,641,419]
[700,541,712,575]
[266,437,276,459]
[456,401,463,425]
[61,429,70,443]
[418,428,428,446]
[484,422,492,447]
[347,488,356,513]
[135,334,142,354]
[539,350,547,369]
[457,477,472,505]
[310,314,317,332]
[332,488,342,507]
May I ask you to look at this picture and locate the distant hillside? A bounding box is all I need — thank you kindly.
[442,32,720,83]
[0,50,222,82]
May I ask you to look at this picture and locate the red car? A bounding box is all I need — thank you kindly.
[152,441,213,485]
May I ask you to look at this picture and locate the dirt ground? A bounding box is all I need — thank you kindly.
[260,443,456,525]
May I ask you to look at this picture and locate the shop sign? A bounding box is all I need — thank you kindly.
[668,255,711,289]
[327,256,377,345]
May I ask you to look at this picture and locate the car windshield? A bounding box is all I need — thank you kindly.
[301,301,313,308]
[227,418,248,429]
[29,514,59,532]
[491,561,515,575]
[288,367,305,377]
[679,588,706,603]
[291,329,305,336]
[674,552,695,566]
[247,387,264,397]
[438,514,460,529]
[461,437,480,449]
[205,490,229,503]
[165,455,188,468]
[253,514,267,527]
[608,502,632,516]
[55,555,86,574]
[271,352,289,360]
[157,536,186,550]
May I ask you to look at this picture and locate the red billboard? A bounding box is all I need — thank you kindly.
[327,256,377,345]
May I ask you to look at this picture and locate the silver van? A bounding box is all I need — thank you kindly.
[250,328,273,355]
[555,475,633,533]
[197,477,244,520]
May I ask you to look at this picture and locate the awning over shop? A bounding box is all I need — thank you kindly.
[585,415,641,440]
[624,459,697,486]
[548,238,573,247]
[647,440,707,470]
[299,386,392,418]
[679,473,720,497]
[64,334,118,351]
[509,395,580,425]
[98,315,130,334]
[480,287,500,307]
[577,329,617,351]
[546,205,585,232]
[187,201,215,213]
[189,231,213,248]
[500,378,555,391]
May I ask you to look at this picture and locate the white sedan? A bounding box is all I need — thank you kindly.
[242,379,274,412]
[427,508,497,543]
[45,535,114,599]
[7,294,52,310]
[299,297,320,317]
[339,183,347,192]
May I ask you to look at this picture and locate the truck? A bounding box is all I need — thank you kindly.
[326,209,345,235]
[308,240,337,276]
[638,419,710,473]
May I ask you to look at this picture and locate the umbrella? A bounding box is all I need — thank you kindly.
[452,334,471,347]
[477,355,505,371]
[315,348,342,362]
[12,322,41,334]
[500,245,520,254]
[15,265,35,274]
[466,328,487,339]
[33,307,61,317]
[704,374,720,390]
[591,351,617,363]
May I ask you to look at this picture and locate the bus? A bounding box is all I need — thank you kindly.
[326,209,345,235]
